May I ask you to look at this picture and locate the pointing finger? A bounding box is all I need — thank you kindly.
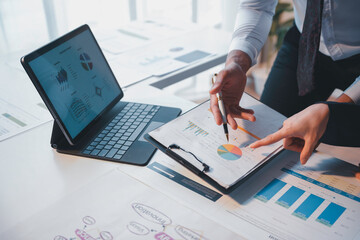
[300,139,316,165]
[249,129,287,148]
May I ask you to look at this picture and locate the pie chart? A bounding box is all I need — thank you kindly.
[80,53,93,71]
[217,144,242,161]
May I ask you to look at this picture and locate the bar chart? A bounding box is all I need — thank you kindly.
[254,178,347,227]
[183,120,209,137]
[292,194,324,220]
[254,179,286,202]
[275,186,305,208]
[316,202,346,227]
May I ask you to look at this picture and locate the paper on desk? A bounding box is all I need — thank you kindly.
[0,98,52,141]
[0,65,52,141]
[1,169,243,240]
[149,93,286,188]
[112,42,213,77]
[97,19,204,55]
[121,146,360,239]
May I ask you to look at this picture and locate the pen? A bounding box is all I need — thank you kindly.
[212,73,229,142]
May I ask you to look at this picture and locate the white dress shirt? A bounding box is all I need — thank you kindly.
[229,0,360,103]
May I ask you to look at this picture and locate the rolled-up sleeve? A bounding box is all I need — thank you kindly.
[344,76,360,104]
[229,0,278,65]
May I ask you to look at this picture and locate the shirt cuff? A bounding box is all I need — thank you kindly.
[228,38,259,66]
[344,76,360,104]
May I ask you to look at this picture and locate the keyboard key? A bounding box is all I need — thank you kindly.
[108,140,116,145]
[145,105,153,111]
[117,150,126,155]
[90,149,100,156]
[121,146,129,151]
[124,141,132,146]
[117,140,125,145]
[114,154,122,160]
[98,149,109,157]
[129,123,147,141]
[114,143,122,149]
[111,137,120,141]
[106,149,118,158]
[104,145,112,150]
[86,145,95,151]
[101,131,109,135]
[83,150,91,154]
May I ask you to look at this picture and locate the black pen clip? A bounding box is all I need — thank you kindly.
[168,144,210,173]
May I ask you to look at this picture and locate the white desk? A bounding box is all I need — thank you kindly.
[0,84,196,234]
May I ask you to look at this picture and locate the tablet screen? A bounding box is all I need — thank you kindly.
[28,28,121,139]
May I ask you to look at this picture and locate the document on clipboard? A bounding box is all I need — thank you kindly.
[146,93,286,192]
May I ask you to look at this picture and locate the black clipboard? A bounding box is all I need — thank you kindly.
[143,97,285,194]
[144,132,284,194]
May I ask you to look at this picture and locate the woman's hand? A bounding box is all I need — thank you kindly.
[250,103,330,164]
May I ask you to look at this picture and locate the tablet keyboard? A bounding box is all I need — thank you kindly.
[82,103,160,160]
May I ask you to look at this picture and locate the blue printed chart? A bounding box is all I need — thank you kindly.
[254,179,286,202]
[254,178,348,227]
[292,194,324,220]
[316,203,346,227]
[275,186,305,208]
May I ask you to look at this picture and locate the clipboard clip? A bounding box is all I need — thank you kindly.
[168,144,210,173]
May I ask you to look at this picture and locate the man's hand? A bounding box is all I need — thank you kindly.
[209,50,255,130]
[250,104,330,164]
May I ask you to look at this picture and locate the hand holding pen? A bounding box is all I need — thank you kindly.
[211,74,229,141]
[209,64,256,132]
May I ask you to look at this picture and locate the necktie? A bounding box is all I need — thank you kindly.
[296,0,324,96]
